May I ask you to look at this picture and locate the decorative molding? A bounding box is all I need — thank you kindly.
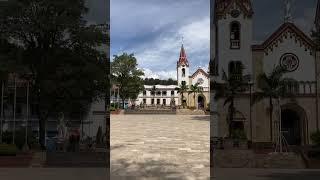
[252,23,316,54]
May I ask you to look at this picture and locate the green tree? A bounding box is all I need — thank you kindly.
[0,0,107,148]
[189,83,203,108]
[176,84,189,108]
[111,53,144,109]
[213,64,249,137]
[252,65,295,142]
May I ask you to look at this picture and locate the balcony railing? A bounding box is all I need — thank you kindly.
[230,40,240,49]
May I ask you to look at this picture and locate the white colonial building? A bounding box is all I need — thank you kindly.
[135,44,210,109]
[135,85,179,107]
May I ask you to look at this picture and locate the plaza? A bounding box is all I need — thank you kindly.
[111,115,210,179]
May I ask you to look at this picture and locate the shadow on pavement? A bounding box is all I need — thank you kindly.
[111,158,190,180]
[190,116,210,121]
[256,171,320,180]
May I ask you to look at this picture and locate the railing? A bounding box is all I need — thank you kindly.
[283,81,316,95]
[230,40,240,49]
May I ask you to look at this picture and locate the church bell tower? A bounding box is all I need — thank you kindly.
[214,0,254,80]
[177,44,190,87]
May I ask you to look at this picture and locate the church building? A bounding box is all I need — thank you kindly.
[136,43,210,109]
[211,0,320,146]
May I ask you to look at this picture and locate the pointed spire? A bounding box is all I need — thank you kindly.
[316,0,320,29]
[177,44,189,67]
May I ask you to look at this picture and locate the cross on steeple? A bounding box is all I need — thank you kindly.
[284,0,293,23]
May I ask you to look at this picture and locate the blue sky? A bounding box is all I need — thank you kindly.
[110,0,318,80]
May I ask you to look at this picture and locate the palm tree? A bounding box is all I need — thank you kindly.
[213,65,249,137]
[189,83,204,109]
[150,85,156,106]
[176,84,189,108]
[252,65,295,142]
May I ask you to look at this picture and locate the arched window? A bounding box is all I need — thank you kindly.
[230,21,240,49]
[182,68,186,77]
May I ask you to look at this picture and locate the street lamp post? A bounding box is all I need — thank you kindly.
[249,81,253,141]
[12,75,16,144]
[278,97,282,153]
[0,81,4,144]
[24,80,30,151]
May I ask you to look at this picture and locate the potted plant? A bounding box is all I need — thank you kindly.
[311,131,320,147]
[232,129,248,149]
[223,136,234,149]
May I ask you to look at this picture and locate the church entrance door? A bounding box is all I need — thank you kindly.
[197,95,205,109]
[281,107,305,145]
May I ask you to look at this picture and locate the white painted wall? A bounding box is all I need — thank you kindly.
[216,3,253,78]
[177,65,190,86]
[190,71,210,89]
[263,35,315,81]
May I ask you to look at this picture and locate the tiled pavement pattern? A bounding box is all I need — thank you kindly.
[111,115,210,180]
[1,168,320,180]
[214,168,320,180]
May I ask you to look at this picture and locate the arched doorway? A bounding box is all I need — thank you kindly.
[197,95,205,109]
[281,104,307,145]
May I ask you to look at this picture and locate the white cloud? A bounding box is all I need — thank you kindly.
[142,68,177,80]
[130,17,210,74]
[111,0,210,74]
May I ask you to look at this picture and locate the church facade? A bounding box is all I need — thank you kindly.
[211,0,320,145]
[135,44,210,109]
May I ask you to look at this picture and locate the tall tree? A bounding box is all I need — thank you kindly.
[252,65,295,142]
[189,83,203,108]
[214,64,249,137]
[111,53,144,109]
[176,84,189,108]
[0,0,106,148]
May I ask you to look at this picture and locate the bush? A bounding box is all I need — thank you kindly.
[2,129,37,150]
[188,106,196,110]
[231,129,247,140]
[110,106,116,111]
[0,144,18,156]
[311,131,320,146]
[111,103,119,109]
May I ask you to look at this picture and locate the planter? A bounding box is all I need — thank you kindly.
[222,139,248,149]
[111,109,121,114]
[223,139,234,149]
[0,144,18,156]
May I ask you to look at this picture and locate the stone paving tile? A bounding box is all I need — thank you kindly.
[111,115,210,180]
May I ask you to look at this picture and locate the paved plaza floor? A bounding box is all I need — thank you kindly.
[0,168,320,180]
[1,115,320,179]
[111,115,210,179]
